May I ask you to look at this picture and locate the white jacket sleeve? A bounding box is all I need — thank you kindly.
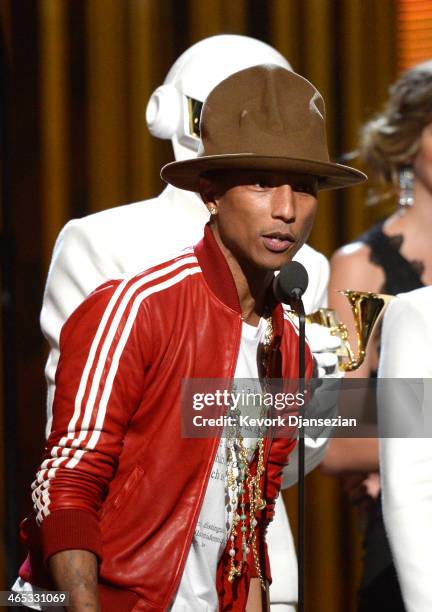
[293,244,330,312]
[280,436,328,489]
[41,220,119,348]
[40,219,127,436]
[378,288,432,612]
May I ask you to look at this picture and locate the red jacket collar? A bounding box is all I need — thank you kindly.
[194,224,284,341]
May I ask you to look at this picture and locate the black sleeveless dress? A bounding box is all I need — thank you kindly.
[356,220,425,612]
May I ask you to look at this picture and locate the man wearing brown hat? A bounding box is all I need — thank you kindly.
[17,65,365,611]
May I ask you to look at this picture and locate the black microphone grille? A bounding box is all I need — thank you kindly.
[274,261,309,303]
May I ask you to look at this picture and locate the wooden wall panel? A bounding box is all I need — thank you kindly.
[268,0,301,71]
[0,0,10,590]
[39,0,69,269]
[299,0,337,256]
[0,1,11,589]
[188,0,247,42]
[85,0,128,213]
[1,0,47,589]
[338,0,368,242]
[127,0,166,202]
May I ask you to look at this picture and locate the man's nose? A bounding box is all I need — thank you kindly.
[271,184,296,222]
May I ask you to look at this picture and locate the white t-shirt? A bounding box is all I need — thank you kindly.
[170,318,267,611]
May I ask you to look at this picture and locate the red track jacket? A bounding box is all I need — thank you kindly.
[19,225,313,611]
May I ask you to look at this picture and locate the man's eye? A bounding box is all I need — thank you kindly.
[295,184,316,195]
[253,181,270,189]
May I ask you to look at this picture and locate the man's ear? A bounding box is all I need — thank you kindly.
[198,176,215,205]
[198,177,220,218]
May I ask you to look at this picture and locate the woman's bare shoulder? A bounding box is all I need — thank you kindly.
[330,242,385,291]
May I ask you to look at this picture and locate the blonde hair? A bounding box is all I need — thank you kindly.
[360,60,432,185]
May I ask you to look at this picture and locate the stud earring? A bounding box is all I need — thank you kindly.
[209,206,217,216]
[398,167,414,208]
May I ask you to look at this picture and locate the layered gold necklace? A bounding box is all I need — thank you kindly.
[226,312,273,590]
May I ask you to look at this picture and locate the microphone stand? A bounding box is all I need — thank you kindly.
[291,290,306,612]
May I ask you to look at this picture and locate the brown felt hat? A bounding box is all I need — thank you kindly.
[161,64,366,191]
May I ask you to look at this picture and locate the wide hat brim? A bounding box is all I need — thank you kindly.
[161,154,367,192]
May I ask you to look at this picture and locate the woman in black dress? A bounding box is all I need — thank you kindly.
[322,60,432,611]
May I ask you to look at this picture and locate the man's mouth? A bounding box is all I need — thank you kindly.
[262,232,295,253]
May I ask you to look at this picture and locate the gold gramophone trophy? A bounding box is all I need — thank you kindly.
[306,291,393,372]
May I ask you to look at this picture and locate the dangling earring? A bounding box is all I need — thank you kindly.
[398,167,414,208]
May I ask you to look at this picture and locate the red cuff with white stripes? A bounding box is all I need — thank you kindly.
[40,508,103,565]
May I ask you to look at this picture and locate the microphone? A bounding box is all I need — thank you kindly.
[273,260,309,612]
[273,261,309,303]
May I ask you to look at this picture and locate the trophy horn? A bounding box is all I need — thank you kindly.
[306,291,393,372]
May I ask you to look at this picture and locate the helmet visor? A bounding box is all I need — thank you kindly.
[187,96,203,138]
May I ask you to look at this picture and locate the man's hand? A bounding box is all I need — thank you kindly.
[306,322,342,378]
[300,324,343,441]
[342,471,381,512]
[49,549,99,611]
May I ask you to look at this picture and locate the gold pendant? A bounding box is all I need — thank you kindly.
[256,498,266,510]
[228,563,242,582]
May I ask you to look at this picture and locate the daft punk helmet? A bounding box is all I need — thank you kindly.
[146,34,292,161]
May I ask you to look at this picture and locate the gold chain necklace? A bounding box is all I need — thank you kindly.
[226,312,273,590]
